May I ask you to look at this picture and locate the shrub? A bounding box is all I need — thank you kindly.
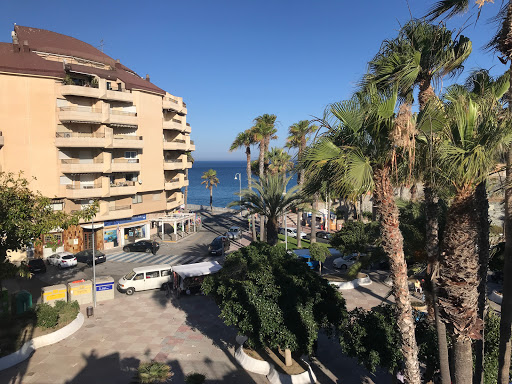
[55,300,80,325]
[36,303,58,329]
[137,361,172,383]
[185,372,206,384]
[346,261,363,281]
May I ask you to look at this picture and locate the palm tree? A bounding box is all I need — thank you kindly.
[303,87,422,384]
[433,85,511,383]
[184,151,194,210]
[251,114,278,241]
[230,129,257,240]
[201,169,219,211]
[229,174,301,246]
[267,147,293,176]
[287,120,318,248]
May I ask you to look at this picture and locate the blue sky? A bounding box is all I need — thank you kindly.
[1,0,505,160]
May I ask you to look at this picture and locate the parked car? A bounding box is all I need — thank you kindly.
[305,231,332,243]
[333,254,359,270]
[123,240,159,253]
[225,226,242,240]
[24,258,47,274]
[278,227,307,239]
[208,236,230,255]
[48,252,77,269]
[74,249,106,266]
[118,264,172,295]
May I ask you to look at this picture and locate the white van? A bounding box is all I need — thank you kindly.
[117,264,172,295]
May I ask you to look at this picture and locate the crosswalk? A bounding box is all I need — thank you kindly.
[106,251,214,266]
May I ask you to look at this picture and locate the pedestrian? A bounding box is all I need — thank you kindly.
[152,240,157,255]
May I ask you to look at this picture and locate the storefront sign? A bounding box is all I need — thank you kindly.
[104,214,146,227]
[96,282,113,291]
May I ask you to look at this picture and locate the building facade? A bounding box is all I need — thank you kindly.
[0,25,194,255]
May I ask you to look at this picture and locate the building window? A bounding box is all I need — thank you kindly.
[106,81,112,90]
[132,194,143,204]
[44,233,63,245]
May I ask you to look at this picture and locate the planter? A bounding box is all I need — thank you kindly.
[490,290,503,305]
[0,312,84,371]
[235,345,272,375]
[267,362,317,384]
[329,273,372,290]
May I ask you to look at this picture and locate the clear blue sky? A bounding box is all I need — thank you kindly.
[0,0,505,160]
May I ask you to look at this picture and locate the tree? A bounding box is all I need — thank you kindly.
[229,174,302,246]
[266,147,293,176]
[308,242,330,275]
[330,221,379,256]
[230,129,257,240]
[0,172,97,289]
[201,169,219,211]
[202,242,347,366]
[287,120,318,248]
[303,87,422,383]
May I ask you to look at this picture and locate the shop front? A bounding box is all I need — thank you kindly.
[103,214,149,250]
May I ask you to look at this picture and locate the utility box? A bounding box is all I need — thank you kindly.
[41,284,67,306]
[95,276,115,302]
[67,280,92,305]
[15,290,32,315]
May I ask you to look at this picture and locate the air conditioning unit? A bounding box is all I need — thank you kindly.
[64,132,72,138]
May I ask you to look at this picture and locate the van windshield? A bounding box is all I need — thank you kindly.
[124,271,136,280]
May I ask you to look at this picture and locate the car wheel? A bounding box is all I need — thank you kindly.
[341,264,348,270]
[58,264,62,269]
[123,246,130,252]
[145,248,151,253]
[126,287,135,295]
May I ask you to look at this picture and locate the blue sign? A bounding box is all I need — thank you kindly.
[104,214,146,227]
[96,282,113,291]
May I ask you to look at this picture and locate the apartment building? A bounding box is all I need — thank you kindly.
[0,25,194,256]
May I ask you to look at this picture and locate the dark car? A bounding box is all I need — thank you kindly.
[305,231,332,243]
[208,236,230,255]
[24,259,47,274]
[123,240,159,253]
[74,249,106,266]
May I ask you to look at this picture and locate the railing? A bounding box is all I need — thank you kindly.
[56,132,105,138]
[110,109,137,117]
[66,183,101,190]
[175,139,186,144]
[110,205,131,211]
[61,158,103,164]
[164,97,179,104]
[164,159,183,164]
[166,178,180,183]
[183,102,187,107]
[172,118,182,124]
[110,181,136,187]
[112,158,139,163]
[113,135,142,140]
[59,106,101,113]
[167,197,177,203]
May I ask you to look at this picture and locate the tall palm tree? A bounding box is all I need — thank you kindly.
[229,174,301,246]
[252,114,278,241]
[303,87,422,384]
[184,151,194,210]
[434,85,511,383]
[267,147,293,176]
[286,120,318,248]
[230,129,257,240]
[201,169,219,211]
[426,3,512,380]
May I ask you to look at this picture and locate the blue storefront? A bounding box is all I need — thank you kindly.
[103,214,148,249]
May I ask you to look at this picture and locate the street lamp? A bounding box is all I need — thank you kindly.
[282,192,287,250]
[89,200,97,308]
[234,173,242,216]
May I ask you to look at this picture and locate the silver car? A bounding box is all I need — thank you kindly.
[225,226,242,240]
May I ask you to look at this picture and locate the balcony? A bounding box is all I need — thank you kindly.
[189,140,195,151]
[108,110,138,127]
[184,123,191,133]
[104,89,133,103]
[186,161,193,168]
[163,118,184,131]
[163,159,185,171]
[112,135,144,149]
[111,158,141,172]
[181,101,187,115]
[166,197,181,210]
[100,205,134,221]
[110,181,137,196]
[60,159,105,173]
[58,105,102,124]
[65,184,103,199]
[162,96,181,112]
[61,84,102,99]
[165,178,181,190]
[0,131,3,147]
[163,138,187,151]
[55,132,109,148]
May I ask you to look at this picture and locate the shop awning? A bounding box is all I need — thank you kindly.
[81,223,104,230]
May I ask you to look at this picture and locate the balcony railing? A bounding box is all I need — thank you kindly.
[110,110,137,117]
[56,132,105,138]
[166,178,180,184]
[112,158,139,163]
[110,205,131,211]
[172,118,182,124]
[164,97,179,104]
[66,183,102,190]
[190,140,194,145]
[59,106,101,113]
[167,197,177,203]
[110,181,136,187]
[164,159,183,164]
[61,158,103,164]
[113,135,142,140]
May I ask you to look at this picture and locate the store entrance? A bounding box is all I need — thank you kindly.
[84,229,101,250]
[124,225,145,244]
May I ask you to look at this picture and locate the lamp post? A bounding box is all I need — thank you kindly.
[89,200,97,308]
[234,173,242,216]
[282,191,287,250]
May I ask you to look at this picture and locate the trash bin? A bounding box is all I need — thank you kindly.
[41,284,67,306]
[15,290,32,315]
[95,276,115,302]
[86,306,94,318]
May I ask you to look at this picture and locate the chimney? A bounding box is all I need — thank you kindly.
[11,31,19,52]
[145,74,150,82]
[116,59,120,63]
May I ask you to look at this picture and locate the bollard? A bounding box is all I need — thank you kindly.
[86,306,94,318]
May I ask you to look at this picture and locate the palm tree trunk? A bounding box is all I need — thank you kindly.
[311,195,317,243]
[373,166,421,384]
[247,148,257,241]
[259,141,265,241]
[474,181,489,384]
[438,189,481,384]
[498,143,512,384]
[267,216,278,246]
[209,187,213,211]
[296,211,302,248]
[424,186,451,384]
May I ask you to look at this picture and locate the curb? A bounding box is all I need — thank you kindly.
[267,362,317,384]
[0,312,84,371]
[329,274,372,290]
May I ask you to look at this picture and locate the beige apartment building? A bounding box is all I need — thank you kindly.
[0,25,194,256]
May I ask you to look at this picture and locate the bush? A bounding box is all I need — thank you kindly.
[346,261,363,281]
[55,300,80,325]
[185,372,206,384]
[137,361,172,383]
[36,303,58,329]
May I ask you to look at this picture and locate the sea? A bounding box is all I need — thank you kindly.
[187,161,297,208]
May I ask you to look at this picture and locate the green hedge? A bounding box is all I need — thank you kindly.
[36,300,80,329]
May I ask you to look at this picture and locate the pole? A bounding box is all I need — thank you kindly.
[235,173,242,216]
[91,213,97,308]
[282,191,287,250]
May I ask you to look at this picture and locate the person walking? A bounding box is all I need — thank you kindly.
[152,240,158,255]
